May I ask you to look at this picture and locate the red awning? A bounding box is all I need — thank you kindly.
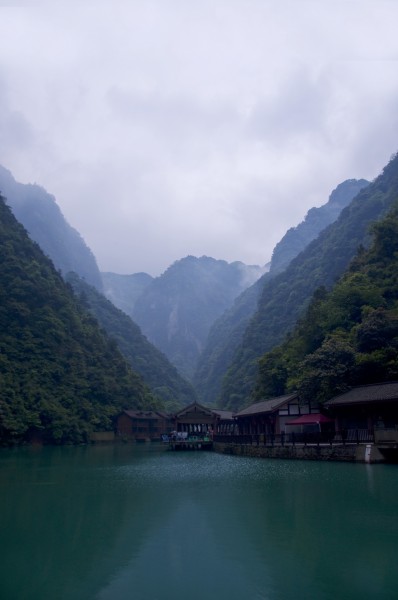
[285,413,333,426]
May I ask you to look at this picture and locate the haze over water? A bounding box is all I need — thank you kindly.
[1,444,397,600]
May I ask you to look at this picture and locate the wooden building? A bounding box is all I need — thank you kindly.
[234,393,323,435]
[213,409,236,434]
[116,402,235,442]
[324,381,398,441]
[173,402,232,435]
[116,410,173,441]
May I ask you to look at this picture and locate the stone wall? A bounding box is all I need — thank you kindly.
[214,442,386,463]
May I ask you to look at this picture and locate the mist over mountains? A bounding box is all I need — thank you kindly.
[269,179,370,275]
[101,272,154,317]
[193,178,369,405]
[0,164,265,407]
[128,255,266,380]
[67,272,196,410]
[2,150,398,445]
[0,165,197,413]
[0,165,103,292]
[218,156,398,410]
[0,194,155,444]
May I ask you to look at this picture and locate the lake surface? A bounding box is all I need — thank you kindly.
[1,444,398,600]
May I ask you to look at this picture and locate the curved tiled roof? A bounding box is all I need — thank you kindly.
[325,382,398,406]
[234,393,298,417]
[123,410,170,420]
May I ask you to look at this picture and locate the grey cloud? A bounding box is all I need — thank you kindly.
[1,2,398,276]
[246,68,332,141]
[0,108,33,147]
[0,79,33,148]
[106,87,239,142]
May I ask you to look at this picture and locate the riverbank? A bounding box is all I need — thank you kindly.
[214,441,387,463]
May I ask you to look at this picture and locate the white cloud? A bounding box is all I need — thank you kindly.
[0,0,398,274]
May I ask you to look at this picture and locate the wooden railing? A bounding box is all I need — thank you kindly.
[214,429,374,447]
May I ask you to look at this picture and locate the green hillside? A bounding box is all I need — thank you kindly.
[193,277,265,405]
[254,202,398,403]
[194,179,367,406]
[0,196,156,445]
[67,273,196,409]
[219,153,398,411]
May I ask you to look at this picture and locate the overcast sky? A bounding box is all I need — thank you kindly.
[1,1,398,275]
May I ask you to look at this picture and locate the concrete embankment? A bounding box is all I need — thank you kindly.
[214,442,386,463]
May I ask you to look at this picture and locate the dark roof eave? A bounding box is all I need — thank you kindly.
[325,382,398,407]
[234,393,298,418]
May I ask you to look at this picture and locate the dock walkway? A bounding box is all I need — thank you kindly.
[168,435,213,451]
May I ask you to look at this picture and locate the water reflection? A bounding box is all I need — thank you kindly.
[0,447,398,600]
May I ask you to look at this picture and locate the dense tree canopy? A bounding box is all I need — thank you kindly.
[0,196,157,444]
[254,203,398,404]
[67,272,196,410]
[193,179,367,406]
[219,152,398,411]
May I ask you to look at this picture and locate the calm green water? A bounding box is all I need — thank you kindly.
[1,445,398,600]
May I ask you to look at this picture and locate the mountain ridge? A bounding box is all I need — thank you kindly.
[67,272,197,409]
[131,255,266,380]
[218,154,398,411]
[0,194,156,444]
[193,178,368,405]
[0,165,103,291]
[254,200,398,403]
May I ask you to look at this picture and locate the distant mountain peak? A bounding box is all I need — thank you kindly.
[130,255,266,379]
[270,178,369,274]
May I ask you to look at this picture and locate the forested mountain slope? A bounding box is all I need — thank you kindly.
[132,255,265,379]
[219,153,398,411]
[67,273,196,409]
[193,276,265,405]
[0,196,155,445]
[254,202,398,403]
[0,165,103,291]
[194,179,367,405]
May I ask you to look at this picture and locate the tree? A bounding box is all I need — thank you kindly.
[295,336,356,403]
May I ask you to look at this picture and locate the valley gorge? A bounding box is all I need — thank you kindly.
[3,153,398,445]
